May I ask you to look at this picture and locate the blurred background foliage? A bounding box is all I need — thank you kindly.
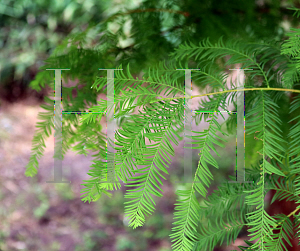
[1,0,300,250]
[0,0,109,101]
[1,0,300,101]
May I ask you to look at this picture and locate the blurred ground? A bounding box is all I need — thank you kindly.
[0,69,251,251]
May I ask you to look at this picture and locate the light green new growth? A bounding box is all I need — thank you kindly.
[25,9,300,251]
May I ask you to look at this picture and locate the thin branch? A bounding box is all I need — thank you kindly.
[149,87,300,103]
